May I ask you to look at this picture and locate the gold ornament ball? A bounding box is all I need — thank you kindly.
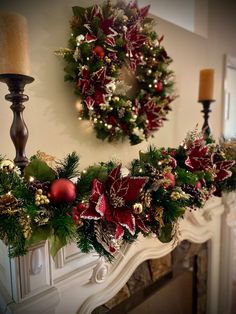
[0,159,15,172]
[132,203,143,214]
[37,189,43,195]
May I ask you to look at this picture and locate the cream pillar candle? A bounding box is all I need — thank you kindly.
[198,69,215,101]
[0,12,31,75]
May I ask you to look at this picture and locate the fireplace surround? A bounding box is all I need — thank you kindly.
[0,195,231,314]
[93,240,207,314]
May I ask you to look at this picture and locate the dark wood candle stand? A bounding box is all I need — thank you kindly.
[0,73,34,171]
[198,99,215,138]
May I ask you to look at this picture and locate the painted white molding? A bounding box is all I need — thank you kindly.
[0,196,226,314]
[30,248,43,275]
[219,191,236,314]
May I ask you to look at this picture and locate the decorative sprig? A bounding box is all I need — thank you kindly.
[56,152,80,179]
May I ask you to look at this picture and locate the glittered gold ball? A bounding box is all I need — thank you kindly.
[132,203,143,214]
[0,159,15,172]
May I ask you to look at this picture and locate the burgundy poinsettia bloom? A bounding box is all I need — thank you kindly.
[89,4,103,20]
[80,165,148,242]
[185,142,212,171]
[84,33,97,43]
[124,25,147,70]
[214,159,235,181]
[79,67,113,108]
[121,1,150,70]
[91,68,112,105]
[77,68,90,95]
[143,99,163,131]
[185,138,235,181]
[84,4,117,47]
[76,4,119,110]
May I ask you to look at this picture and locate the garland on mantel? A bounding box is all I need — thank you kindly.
[217,139,236,193]
[56,0,175,145]
[0,130,235,260]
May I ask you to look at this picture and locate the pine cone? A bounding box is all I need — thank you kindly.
[94,221,121,254]
[0,193,19,215]
[34,208,51,226]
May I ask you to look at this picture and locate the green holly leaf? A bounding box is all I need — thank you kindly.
[27,226,51,246]
[49,234,67,258]
[24,159,56,182]
[158,223,173,243]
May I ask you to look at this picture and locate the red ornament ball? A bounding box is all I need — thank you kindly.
[154,81,163,92]
[93,45,105,59]
[163,172,176,189]
[49,178,76,203]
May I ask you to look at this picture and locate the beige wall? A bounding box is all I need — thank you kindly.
[0,0,236,168]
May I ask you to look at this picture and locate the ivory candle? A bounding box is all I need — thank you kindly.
[0,12,31,75]
[198,69,215,101]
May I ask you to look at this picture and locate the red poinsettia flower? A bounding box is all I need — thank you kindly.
[84,96,95,109]
[185,142,212,171]
[91,68,113,105]
[214,159,235,181]
[77,67,90,95]
[84,33,97,43]
[80,165,148,242]
[143,99,163,131]
[124,25,147,70]
[89,4,103,20]
[84,4,117,47]
[94,90,105,105]
[121,1,150,70]
[79,67,113,108]
[76,5,119,110]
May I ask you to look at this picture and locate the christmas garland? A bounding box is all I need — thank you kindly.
[0,130,235,260]
[57,0,175,145]
[216,139,236,193]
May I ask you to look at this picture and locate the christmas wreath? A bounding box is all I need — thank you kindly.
[0,131,235,260]
[57,0,175,145]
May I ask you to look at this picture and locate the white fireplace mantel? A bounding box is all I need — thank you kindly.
[0,196,227,314]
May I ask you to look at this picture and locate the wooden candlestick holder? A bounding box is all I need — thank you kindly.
[199,99,215,138]
[0,73,34,170]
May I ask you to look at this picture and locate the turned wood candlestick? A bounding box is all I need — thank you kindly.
[199,99,215,138]
[0,73,34,170]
